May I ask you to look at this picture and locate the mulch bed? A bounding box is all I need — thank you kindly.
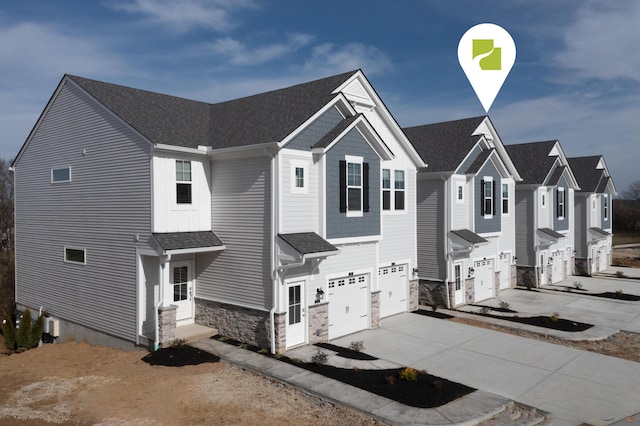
[484,314,593,332]
[592,292,640,301]
[314,342,378,360]
[142,345,220,367]
[470,304,517,313]
[211,335,475,408]
[414,309,454,319]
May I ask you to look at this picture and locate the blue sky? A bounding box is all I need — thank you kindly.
[1,0,638,193]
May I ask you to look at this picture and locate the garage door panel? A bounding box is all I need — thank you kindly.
[328,274,369,339]
[379,264,408,318]
[474,259,494,302]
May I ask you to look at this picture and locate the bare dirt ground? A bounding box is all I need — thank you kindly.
[0,337,381,426]
[612,245,640,268]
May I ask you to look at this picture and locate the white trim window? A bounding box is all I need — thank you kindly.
[481,177,494,217]
[454,263,462,291]
[456,183,464,204]
[346,155,363,217]
[51,166,71,183]
[603,194,609,221]
[382,169,391,210]
[176,160,192,204]
[64,246,86,265]
[502,183,509,215]
[290,160,308,194]
[541,188,547,208]
[557,187,566,219]
[394,170,405,210]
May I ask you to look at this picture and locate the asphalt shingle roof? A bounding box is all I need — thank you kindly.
[403,116,486,172]
[465,149,494,174]
[504,141,558,184]
[451,229,489,245]
[596,176,611,194]
[313,114,362,149]
[279,233,338,255]
[69,70,358,149]
[567,156,604,193]
[590,227,611,237]
[538,228,565,240]
[547,165,566,186]
[153,231,224,251]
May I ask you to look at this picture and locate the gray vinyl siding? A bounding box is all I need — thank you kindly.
[514,189,534,266]
[326,128,380,239]
[554,175,570,231]
[601,189,611,230]
[474,161,501,234]
[197,155,272,310]
[14,81,153,343]
[416,177,445,280]
[285,107,344,151]
[456,145,482,174]
[379,171,416,266]
[574,196,587,257]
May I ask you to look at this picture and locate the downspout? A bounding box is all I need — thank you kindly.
[443,175,451,309]
[154,254,169,351]
[533,187,540,288]
[267,148,278,355]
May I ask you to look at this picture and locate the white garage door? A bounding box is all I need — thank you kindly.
[328,274,369,339]
[598,248,608,272]
[379,264,408,318]
[498,253,511,290]
[474,259,494,302]
[551,251,564,283]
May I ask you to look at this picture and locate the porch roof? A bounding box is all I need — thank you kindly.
[538,227,565,240]
[590,227,611,237]
[278,232,338,256]
[451,229,489,245]
[153,231,225,254]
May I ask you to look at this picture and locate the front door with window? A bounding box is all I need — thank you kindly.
[454,263,464,305]
[170,261,193,322]
[286,281,305,348]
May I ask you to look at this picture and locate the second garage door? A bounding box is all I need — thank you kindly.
[379,264,408,318]
[474,259,494,302]
[328,274,369,339]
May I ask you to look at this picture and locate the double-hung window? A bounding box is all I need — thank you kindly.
[340,156,368,216]
[347,161,362,213]
[603,194,609,221]
[394,170,405,210]
[502,183,509,214]
[382,169,391,210]
[481,177,494,217]
[290,160,308,194]
[557,188,565,219]
[176,160,192,204]
[456,184,464,203]
[454,264,462,291]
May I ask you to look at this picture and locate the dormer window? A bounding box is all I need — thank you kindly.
[480,177,494,217]
[603,194,609,220]
[176,160,192,204]
[556,188,565,219]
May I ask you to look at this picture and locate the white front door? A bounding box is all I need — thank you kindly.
[499,253,511,289]
[539,254,547,286]
[328,274,369,339]
[286,281,306,348]
[474,259,494,301]
[454,263,464,306]
[379,264,408,318]
[170,261,193,322]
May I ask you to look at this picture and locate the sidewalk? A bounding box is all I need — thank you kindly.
[191,337,514,425]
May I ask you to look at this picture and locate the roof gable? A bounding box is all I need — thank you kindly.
[505,140,559,184]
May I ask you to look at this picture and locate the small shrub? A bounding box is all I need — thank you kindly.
[1,312,17,352]
[399,367,419,382]
[257,348,270,355]
[170,338,187,348]
[15,309,32,349]
[524,281,534,290]
[573,281,583,290]
[291,357,303,364]
[273,353,283,360]
[311,349,328,365]
[348,340,365,352]
[431,303,438,312]
[615,289,624,297]
[498,300,510,310]
[431,379,443,390]
[480,306,491,315]
[385,375,396,385]
[615,270,626,278]
[550,312,559,322]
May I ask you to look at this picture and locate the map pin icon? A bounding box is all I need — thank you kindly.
[458,23,516,113]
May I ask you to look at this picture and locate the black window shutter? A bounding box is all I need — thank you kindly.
[480,179,485,215]
[556,188,559,218]
[339,160,347,213]
[363,162,370,212]
[493,180,497,216]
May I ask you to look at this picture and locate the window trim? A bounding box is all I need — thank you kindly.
[51,166,71,183]
[175,160,192,205]
[290,160,308,194]
[64,246,86,265]
[603,194,609,221]
[454,263,462,291]
[481,176,494,218]
[394,169,405,211]
[382,168,391,211]
[540,187,547,209]
[345,155,363,217]
[501,182,509,215]
[456,183,464,204]
[557,187,566,219]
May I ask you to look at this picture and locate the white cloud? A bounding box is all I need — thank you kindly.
[110,0,257,32]
[210,33,313,65]
[553,1,640,82]
[302,43,393,76]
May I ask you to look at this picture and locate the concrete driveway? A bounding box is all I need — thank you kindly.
[332,271,640,426]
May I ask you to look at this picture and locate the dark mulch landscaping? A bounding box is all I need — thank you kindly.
[211,335,475,408]
[592,292,640,301]
[514,287,541,292]
[142,345,220,367]
[470,304,517,313]
[314,342,378,360]
[476,313,593,332]
[414,309,454,319]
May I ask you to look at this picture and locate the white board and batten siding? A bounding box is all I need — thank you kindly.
[152,154,212,233]
[279,150,319,234]
[14,80,153,343]
[196,155,272,310]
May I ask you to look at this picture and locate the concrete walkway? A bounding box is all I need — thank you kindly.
[332,313,640,426]
[191,337,513,425]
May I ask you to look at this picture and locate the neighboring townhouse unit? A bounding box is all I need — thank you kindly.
[12,70,425,352]
[505,141,580,287]
[403,116,522,307]
[567,156,617,275]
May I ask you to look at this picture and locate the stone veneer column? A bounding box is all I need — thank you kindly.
[158,305,177,346]
[409,280,419,311]
[307,302,329,344]
[272,312,287,354]
[495,272,501,297]
[370,290,381,328]
[464,278,474,305]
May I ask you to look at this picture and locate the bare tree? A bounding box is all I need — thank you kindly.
[622,180,640,201]
[0,158,14,316]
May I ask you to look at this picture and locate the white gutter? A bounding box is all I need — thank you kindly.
[443,176,451,309]
[154,254,170,351]
[268,149,278,355]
